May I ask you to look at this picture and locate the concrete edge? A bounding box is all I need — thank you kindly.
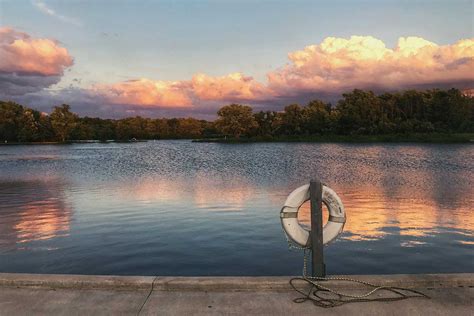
[0,273,473,291]
[152,274,474,291]
[0,273,155,291]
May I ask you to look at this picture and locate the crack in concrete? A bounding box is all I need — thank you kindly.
[137,276,159,315]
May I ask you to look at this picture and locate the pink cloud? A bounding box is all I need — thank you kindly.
[0,27,73,76]
[4,31,473,114]
[88,36,473,109]
[90,73,269,108]
[0,27,73,97]
[191,72,268,101]
[91,79,192,107]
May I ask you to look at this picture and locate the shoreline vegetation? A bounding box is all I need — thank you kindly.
[1,133,473,145]
[193,133,474,144]
[1,88,473,144]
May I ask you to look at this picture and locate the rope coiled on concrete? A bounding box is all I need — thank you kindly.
[289,276,430,308]
[287,243,431,308]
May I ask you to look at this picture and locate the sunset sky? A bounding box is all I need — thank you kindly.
[0,0,473,118]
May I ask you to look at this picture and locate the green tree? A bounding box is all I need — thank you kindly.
[425,89,472,132]
[215,104,257,139]
[165,118,179,138]
[336,89,384,134]
[280,104,304,135]
[178,118,203,138]
[153,118,171,139]
[1,87,472,142]
[49,104,78,142]
[397,90,428,121]
[17,109,40,142]
[0,101,24,141]
[254,111,280,137]
[71,120,94,140]
[116,118,136,140]
[201,120,219,138]
[378,92,401,132]
[37,112,55,141]
[302,100,333,134]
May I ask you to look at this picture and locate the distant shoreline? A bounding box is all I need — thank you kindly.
[0,140,148,146]
[2,133,473,145]
[193,133,474,144]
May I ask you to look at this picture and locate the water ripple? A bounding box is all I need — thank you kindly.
[0,141,472,275]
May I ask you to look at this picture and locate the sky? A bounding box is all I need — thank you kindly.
[0,0,473,119]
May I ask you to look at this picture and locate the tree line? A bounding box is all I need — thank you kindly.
[1,88,473,143]
[0,103,215,142]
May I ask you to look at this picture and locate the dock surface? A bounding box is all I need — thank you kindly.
[0,273,472,315]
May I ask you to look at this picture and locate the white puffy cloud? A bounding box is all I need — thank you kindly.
[267,36,474,97]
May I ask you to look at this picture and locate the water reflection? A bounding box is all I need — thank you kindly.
[117,174,259,211]
[0,142,472,275]
[112,175,474,244]
[289,185,472,244]
[14,199,70,244]
[2,174,471,249]
[0,180,71,250]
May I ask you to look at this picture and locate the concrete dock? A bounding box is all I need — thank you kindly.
[0,273,472,315]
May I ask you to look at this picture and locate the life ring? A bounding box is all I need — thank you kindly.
[280,184,345,247]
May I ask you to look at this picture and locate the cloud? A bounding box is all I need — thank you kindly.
[0,27,74,97]
[87,72,270,109]
[266,36,474,97]
[3,32,473,118]
[32,0,82,27]
[0,73,62,96]
[191,73,269,101]
[91,79,193,107]
[12,87,222,119]
[86,36,474,110]
[0,28,73,76]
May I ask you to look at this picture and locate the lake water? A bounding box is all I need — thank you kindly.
[0,141,472,276]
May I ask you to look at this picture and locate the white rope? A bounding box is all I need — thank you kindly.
[285,232,430,307]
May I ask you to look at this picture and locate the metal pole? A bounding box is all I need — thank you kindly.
[310,179,326,277]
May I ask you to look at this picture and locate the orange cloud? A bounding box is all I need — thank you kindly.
[90,73,269,108]
[88,36,473,108]
[0,27,73,76]
[191,72,268,101]
[267,36,474,96]
[6,30,472,111]
[91,79,192,107]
